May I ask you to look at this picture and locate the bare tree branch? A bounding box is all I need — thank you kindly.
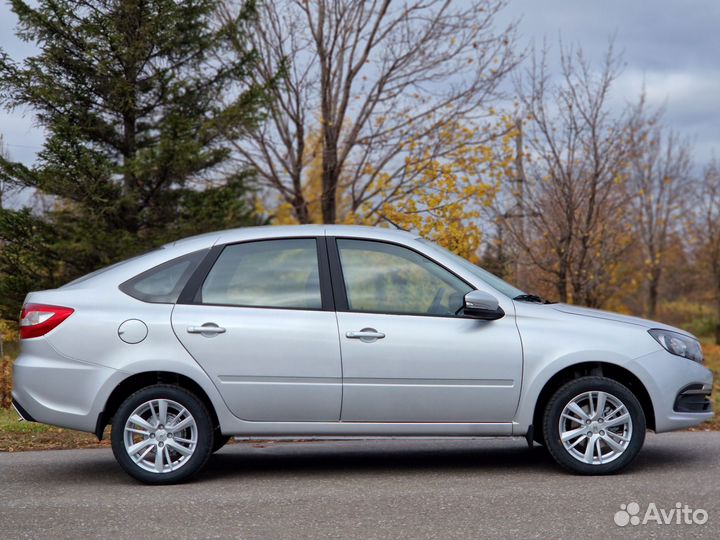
[220,0,519,223]
[504,42,636,306]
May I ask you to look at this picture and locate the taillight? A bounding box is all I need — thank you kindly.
[19,304,74,339]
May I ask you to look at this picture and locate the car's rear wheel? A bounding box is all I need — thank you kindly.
[542,376,646,475]
[111,384,213,484]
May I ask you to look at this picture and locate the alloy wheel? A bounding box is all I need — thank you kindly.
[123,398,198,473]
[558,390,633,465]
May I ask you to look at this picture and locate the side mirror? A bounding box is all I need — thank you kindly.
[463,290,505,320]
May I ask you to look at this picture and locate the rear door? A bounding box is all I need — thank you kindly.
[172,237,342,422]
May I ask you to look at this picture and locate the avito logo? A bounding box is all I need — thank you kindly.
[614,502,708,526]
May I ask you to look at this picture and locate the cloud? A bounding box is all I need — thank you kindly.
[502,0,720,163]
[610,68,720,162]
[1,0,719,165]
[615,68,720,118]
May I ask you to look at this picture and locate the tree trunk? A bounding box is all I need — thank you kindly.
[513,120,527,288]
[648,277,660,319]
[320,140,338,224]
[292,192,311,224]
[557,261,568,303]
[122,114,137,191]
[556,236,571,303]
[713,267,720,344]
[120,109,140,233]
[647,270,660,320]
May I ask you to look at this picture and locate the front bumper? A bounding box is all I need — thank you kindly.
[12,338,125,433]
[629,349,714,433]
[674,383,713,413]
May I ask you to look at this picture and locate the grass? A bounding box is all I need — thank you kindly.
[0,408,111,452]
[0,352,112,451]
[689,342,720,431]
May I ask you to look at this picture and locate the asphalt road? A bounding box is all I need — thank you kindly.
[1,432,719,540]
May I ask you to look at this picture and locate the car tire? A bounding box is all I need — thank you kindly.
[111,384,213,485]
[212,432,231,453]
[542,376,646,475]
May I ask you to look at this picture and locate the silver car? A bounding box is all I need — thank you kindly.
[12,225,713,483]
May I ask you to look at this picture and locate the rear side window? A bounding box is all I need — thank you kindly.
[199,239,322,309]
[120,250,208,303]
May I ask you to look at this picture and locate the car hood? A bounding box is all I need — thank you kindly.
[550,303,693,336]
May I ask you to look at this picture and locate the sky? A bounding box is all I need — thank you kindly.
[1,0,719,193]
[500,0,720,163]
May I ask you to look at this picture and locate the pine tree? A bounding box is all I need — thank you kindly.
[0,0,268,318]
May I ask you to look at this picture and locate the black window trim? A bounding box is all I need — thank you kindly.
[326,236,482,320]
[177,236,335,312]
[119,248,210,304]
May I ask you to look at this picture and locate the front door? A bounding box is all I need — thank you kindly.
[172,237,342,422]
[331,238,523,423]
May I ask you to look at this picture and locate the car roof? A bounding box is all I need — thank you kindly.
[58,225,423,292]
[164,224,418,249]
[57,224,517,304]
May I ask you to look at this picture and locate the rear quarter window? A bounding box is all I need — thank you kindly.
[119,250,208,303]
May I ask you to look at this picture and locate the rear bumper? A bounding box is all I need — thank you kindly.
[12,339,125,433]
[11,398,36,422]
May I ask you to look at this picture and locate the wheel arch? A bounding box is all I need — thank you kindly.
[95,371,220,440]
[531,361,655,444]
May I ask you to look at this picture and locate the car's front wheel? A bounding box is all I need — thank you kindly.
[111,384,213,484]
[542,376,646,475]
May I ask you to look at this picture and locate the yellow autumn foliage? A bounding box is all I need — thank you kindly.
[260,113,518,261]
[0,320,17,344]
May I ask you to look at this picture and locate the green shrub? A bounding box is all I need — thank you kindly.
[656,300,717,338]
[686,316,719,339]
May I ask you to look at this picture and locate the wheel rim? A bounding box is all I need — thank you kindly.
[123,398,198,474]
[558,390,633,465]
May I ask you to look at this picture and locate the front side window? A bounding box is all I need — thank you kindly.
[200,239,322,309]
[417,237,526,299]
[337,239,472,316]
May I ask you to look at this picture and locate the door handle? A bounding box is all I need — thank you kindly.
[187,323,226,336]
[346,328,385,342]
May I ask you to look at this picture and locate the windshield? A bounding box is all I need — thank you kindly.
[417,238,526,299]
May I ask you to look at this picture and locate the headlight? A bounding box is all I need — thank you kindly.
[648,329,703,363]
